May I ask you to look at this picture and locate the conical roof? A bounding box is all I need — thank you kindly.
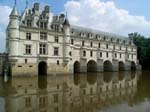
[10,2,19,16]
[63,18,70,26]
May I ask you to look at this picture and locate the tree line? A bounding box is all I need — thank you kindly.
[133,33,150,70]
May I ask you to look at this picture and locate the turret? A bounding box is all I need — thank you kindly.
[128,33,134,45]
[7,0,19,57]
[63,12,71,65]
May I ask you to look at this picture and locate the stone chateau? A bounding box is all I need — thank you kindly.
[6,1,141,76]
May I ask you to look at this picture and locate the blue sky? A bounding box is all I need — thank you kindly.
[0,0,150,52]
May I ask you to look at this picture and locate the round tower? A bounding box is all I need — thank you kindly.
[63,12,71,64]
[7,0,19,57]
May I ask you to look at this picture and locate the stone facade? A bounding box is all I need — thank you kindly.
[6,1,141,76]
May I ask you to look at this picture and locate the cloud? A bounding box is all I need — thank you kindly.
[0,5,12,52]
[64,0,150,36]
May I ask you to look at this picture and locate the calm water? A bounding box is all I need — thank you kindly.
[0,71,150,112]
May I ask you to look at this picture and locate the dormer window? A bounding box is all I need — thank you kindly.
[27,19,32,27]
[40,22,47,29]
[51,24,59,31]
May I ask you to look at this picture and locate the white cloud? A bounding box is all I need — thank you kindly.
[64,0,150,36]
[0,5,12,52]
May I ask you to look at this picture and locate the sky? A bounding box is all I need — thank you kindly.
[0,0,150,52]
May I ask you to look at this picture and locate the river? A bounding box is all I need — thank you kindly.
[0,71,150,112]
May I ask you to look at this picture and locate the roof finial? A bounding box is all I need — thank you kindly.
[15,0,17,5]
[66,11,68,19]
[26,0,28,8]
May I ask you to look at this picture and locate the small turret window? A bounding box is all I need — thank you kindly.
[90,42,93,47]
[83,51,86,57]
[99,43,101,48]
[82,40,84,46]
[71,39,74,45]
[106,44,108,49]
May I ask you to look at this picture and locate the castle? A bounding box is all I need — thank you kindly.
[6,1,141,76]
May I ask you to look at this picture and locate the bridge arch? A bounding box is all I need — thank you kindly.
[87,60,97,72]
[103,60,113,72]
[131,61,136,71]
[38,61,47,76]
[74,61,80,73]
[119,61,125,71]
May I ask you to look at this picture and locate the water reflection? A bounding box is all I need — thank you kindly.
[0,71,144,112]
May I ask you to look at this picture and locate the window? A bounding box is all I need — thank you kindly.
[69,51,72,56]
[39,96,47,108]
[83,51,86,57]
[54,36,59,43]
[25,59,28,64]
[83,89,86,95]
[106,44,108,49]
[25,45,31,55]
[100,52,102,57]
[54,47,59,56]
[90,88,93,94]
[127,54,129,58]
[126,47,128,51]
[120,46,122,50]
[120,53,122,58]
[25,97,31,107]
[132,54,133,59]
[115,53,117,58]
[71,39,74,45]
[113,45,115,50]
[40,22,47,29]
[90,42,93,47]
[52,25,59,31]
[90,51,93,57]
[57,60,59,65]
[132,48,133,52]
[26,33,31,40]
[27,19,32,27]
[40,32,47,40]
[99,43,101,48]
[39,44,47,55]
[82,40,84,46]
[53,94,58,103]
[106,52,109,58]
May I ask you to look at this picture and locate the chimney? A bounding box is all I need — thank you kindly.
[32,3,40,15]
[59,13,65,24]
[44,5,50,13]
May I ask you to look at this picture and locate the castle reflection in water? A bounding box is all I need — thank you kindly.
[0,72,140,112]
